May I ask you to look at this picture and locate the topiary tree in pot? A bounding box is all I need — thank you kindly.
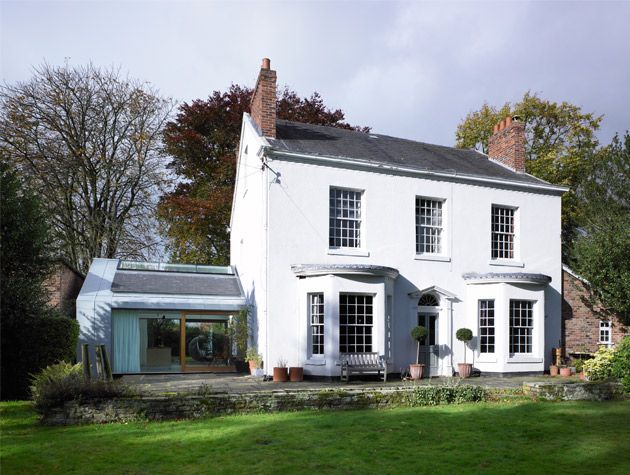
[409,326,428,380]
[456,328,474,378]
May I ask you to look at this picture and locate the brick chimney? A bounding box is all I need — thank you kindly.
[487,116,526,173]
[250,58,277,138]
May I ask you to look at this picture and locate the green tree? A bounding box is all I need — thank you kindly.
[0,161,52,318]
[573,132,630,325]
[0,161,79,399]
[456,92,603,255]
[159,85,369,264]
[0,63,173,273]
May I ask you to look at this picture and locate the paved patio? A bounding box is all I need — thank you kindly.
[121,373,552,395]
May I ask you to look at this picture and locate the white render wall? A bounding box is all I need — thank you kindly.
[231,115,563,376]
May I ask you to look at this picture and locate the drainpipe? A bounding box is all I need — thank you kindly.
[259,147,271,377]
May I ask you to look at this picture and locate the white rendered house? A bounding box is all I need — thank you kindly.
[230,59,567,377]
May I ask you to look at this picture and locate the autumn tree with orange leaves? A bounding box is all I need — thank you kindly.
[159,85,368,264]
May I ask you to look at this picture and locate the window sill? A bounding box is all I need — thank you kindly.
[415,254,451,263]
[304,358,326,366]
[507,356,543,364]
[489,259,524,268]
[328,248,370,257]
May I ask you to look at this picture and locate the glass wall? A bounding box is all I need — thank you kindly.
[140,317,182,372]
[125,313,234,373]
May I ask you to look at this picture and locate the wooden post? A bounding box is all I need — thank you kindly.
[95,345,104,380]
[81,344,91,380]
[99,344,113,381]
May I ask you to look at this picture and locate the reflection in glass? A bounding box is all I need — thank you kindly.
[139,318,181,372]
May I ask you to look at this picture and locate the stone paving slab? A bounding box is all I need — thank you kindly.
[121,373,551,395]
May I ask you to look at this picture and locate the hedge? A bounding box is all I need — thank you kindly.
[1,314,79,400]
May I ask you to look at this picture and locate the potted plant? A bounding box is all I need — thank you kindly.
[559,366,572,377]
[456,328,473,378]
[273,357,288,382]
[289,364,304,382]
[245,347,262,375]
[409,325,428,380]
[549,364,559,376]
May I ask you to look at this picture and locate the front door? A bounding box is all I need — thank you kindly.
[418,313,439,376]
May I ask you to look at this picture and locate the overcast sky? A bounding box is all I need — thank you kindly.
[2,0,629,146]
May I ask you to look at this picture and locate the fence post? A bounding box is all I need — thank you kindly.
[81,344,91,380]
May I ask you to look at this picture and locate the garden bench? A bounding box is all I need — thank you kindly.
[340,353,387,383]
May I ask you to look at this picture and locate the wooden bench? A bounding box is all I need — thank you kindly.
[340,353,387,383]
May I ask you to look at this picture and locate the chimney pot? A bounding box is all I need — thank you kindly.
[505,116,512,127]
[262,58,270,69]
[493,124,499,133]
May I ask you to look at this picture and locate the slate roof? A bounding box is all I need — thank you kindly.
[111,270,244,297]
[268,120,549,186]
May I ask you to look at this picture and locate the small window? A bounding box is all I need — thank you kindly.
[309,293,325,356]
[599,320,612,345]
[479,300,495,353]
[491,205,516,259]
[418,294,439,307]
[510,300,533,354]
[339,294,373,353]
[329,188,362,248]
[416,198,444,254]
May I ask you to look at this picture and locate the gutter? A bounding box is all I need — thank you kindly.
[267,149,569,195]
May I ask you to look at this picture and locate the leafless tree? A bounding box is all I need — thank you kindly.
[0,63,174,273]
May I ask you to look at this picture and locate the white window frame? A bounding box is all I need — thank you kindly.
[329,187,363,250]
[308,293,325,357]
[339,293,374,354]
[599,320,612,346]
[416,197,446,256]
[491,204,519,261]
[509,300,534,355]
[478,300,495,354]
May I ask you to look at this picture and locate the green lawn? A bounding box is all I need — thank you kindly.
[1,400,629,474]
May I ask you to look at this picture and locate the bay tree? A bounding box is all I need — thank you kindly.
[0,63,174,273]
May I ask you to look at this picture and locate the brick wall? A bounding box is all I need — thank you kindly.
[44,261,84,318]
[562,269,627,354]
[487,116,526,172]
[250,58,276,138]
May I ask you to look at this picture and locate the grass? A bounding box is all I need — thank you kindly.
[1,400,630,474]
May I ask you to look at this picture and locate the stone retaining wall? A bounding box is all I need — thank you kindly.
[523,381,624,401]
[42,387,417,425]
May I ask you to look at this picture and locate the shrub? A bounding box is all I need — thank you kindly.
[245,347,262,368]
[583,346,616,381]
[1,314,80,400]
[30,361,130,414]
[611,336,630,393]
[411,326,428,342]
[406,382,486,406]
[456,328,473,342]
[572,358,585,373]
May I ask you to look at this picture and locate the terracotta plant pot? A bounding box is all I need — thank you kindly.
[273,367,288,382]
[579,371,587,381]
[458,363,472,378]
[409,363,425,380]
[289,367,304,382]
[549,365,559,376]
[248,360,258,374]
[559,367,572,377]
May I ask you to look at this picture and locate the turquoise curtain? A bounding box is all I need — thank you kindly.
[112,310,140,373]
